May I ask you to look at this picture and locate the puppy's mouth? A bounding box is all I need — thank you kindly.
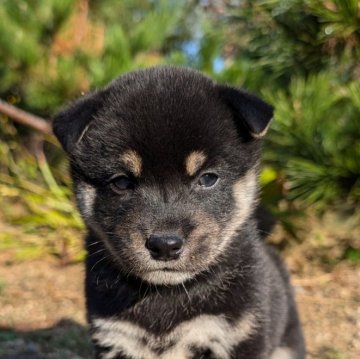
[140,268,195,285]
[161,267,178,272]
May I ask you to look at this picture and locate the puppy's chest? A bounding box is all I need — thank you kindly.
[92,312,257,359]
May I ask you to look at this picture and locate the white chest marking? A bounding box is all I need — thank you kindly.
[92,312,257,359]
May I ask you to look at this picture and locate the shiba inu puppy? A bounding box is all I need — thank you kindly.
[53,66,305,359]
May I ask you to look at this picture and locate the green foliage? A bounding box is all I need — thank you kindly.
[0,0,74,109]
[263,73,360,209]
[0,118,84,261]
[87,0,189,85]
[217,0,360,88]
[0,0,193,113]
[343,246,360,263]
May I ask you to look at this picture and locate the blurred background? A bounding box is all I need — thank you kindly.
[0,1,359,358]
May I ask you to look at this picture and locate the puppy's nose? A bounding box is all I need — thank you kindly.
[145,235,184,261]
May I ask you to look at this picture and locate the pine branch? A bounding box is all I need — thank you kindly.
[0,98,52,135]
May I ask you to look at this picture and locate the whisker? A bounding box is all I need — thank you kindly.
[90,256,110,272]
[87,240,103,248]
[181,282,191,303]
[87,248,107,257]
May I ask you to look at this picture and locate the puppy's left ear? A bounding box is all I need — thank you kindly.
[52,90,105,154]
[218,85,273,139]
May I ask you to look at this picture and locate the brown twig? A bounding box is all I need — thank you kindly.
[0,98,52,135]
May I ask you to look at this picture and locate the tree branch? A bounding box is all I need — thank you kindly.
[0,98,52,135]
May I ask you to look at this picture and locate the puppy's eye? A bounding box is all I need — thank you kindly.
[110,175,134,193]
[198,173,218,188]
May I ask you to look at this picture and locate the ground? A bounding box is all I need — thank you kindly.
[0,249,359,359]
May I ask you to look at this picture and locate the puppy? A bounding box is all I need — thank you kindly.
[53,66,305,359]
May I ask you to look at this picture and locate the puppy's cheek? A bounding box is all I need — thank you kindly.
[188,169,258,268]
[75,181,96,220]
[128,231,149,260]
[189,238,216,268]
[232,168,258,224]
[113,225,148,265]
[186,215,221,269]
[216,169,258,252]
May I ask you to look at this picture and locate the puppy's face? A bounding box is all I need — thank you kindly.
[53,67,272,285]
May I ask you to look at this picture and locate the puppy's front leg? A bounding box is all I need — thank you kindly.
[94,345,129,359]
[94,344,132,359]
[95,354,129,359]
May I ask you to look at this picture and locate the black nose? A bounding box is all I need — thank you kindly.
[145,235,184,261]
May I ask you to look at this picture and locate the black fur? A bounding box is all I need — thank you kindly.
[53,66,305,359]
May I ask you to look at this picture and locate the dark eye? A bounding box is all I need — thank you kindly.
[198,173,219,188]
[110,175,134,193]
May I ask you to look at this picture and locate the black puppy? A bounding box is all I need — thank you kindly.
[53,66,305,359]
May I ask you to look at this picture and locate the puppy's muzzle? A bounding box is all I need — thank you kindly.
[145,234,184,261]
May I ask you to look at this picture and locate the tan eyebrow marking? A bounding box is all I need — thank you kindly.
[185,150,207,176]
[120,149,142,177]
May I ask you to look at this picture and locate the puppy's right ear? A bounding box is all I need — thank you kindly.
[218,85,273,139]
[52,90,104,153]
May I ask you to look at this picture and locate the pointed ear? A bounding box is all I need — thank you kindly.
[52,90,105,153]
[218,85,273,139]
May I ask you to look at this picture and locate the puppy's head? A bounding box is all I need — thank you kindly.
[53,66,273,285]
